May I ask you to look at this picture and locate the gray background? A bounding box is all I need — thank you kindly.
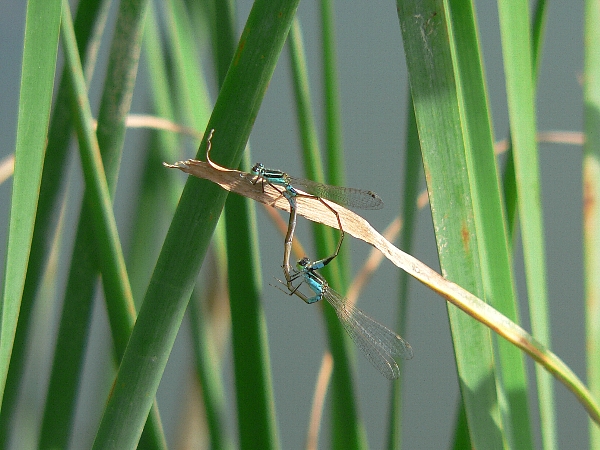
[0,1,587,448]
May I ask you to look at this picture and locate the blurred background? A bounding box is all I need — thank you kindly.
[0,1,587,448]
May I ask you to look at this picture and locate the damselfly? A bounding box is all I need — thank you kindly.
[251,163,383,210]
[250,163,383,287]
[282,256,413,380]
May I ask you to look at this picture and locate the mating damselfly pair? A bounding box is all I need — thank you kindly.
[248,154,413,380]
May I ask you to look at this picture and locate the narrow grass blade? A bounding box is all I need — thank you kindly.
[188,284,234,450]
[225,153,281,449]
[59,19,171,449]
[396,1,505,447]
[584,0,600,447]
[127,2,186,302]
[61,0,135,364]
[320,0,345,189]
[288,18,366,449]
[448,0,533,446]
[497,1,556,447]
[205,0,236,85]
[162,0,211,130]
[499,4,549,443]
[386,96,420,450]
[166,1,282,446]
[0,2,111,443]
[0,0,61,410]
[451,400,470,449]
[38,1,167,448]
[92,1,300,447]
[502,0,547,246]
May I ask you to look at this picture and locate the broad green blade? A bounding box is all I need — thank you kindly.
[396,1,506,447]
[448,0,532,447]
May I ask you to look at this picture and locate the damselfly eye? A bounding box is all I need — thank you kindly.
[251,163,264,174]
[297,257,310,268]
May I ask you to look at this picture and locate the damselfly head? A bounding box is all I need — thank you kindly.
[251,162,265,175]
[297,257,310,269]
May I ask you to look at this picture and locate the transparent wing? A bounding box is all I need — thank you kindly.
[287,176,383,210]
[323,287,413,380]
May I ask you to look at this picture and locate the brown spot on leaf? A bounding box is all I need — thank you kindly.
[461,221,470,253]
